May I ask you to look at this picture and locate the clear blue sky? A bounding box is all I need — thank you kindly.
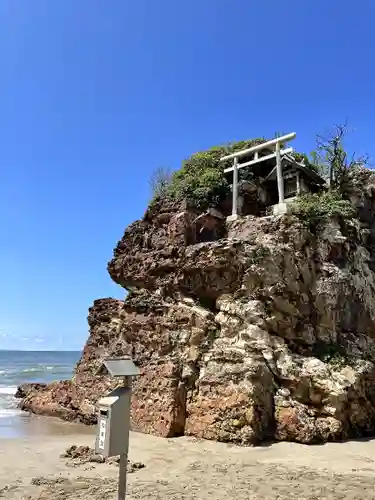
[0,1,374,350]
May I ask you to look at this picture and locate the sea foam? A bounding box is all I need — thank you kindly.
[0,386,17,395]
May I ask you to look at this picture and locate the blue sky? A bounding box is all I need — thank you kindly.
[0,0,374,350]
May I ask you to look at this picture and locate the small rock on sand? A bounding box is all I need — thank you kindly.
[61,445,146,472]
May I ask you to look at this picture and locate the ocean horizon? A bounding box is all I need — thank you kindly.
[0,348,82,352]
[0,349,81,437]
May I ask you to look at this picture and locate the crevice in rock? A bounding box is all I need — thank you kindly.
[194,295,218,313]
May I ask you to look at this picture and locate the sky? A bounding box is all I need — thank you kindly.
[0,0,374,350]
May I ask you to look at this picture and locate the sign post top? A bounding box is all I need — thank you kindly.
[96,357,140,378]
[95,356,140,500]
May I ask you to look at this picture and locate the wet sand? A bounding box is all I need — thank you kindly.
[1,417,375,499]
[0,411,94,440]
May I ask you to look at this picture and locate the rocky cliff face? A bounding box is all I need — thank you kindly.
[19,167,375,444]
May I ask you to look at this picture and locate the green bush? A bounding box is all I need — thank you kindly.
[167,138,266,209]
[292,190,355,226]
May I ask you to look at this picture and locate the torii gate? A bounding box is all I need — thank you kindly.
[219,132,297,219]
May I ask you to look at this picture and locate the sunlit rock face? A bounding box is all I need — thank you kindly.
[19,168,375,445]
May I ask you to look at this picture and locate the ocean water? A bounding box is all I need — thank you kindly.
[0,350,81,437]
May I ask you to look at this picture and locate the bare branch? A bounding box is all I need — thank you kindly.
[149,167,173,199]
[313,122,370,192]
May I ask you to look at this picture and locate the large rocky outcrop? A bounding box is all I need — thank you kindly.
[18,167,375,444]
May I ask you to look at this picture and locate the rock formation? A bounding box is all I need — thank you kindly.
[17,166,375,444]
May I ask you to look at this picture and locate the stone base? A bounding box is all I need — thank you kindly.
[226,214,240,222]
[272,200,295,216]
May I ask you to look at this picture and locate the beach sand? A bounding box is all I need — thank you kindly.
[1,417,375,499]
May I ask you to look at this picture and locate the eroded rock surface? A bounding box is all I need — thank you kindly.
[18,168,375,444]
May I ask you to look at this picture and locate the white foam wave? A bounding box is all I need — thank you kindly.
[21,366,65,373]
[0,386,17,395]
[0,409,21,418]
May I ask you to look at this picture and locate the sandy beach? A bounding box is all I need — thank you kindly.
[1,416,375,499]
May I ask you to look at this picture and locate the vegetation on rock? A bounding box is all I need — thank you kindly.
[292,190,355,227]
[315,123,370,190]
[293,123,370,227]
[149,123,370,215]
[150,137,319,210]
[165,138,266,209]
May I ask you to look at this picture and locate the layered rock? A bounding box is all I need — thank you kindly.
[18,168,375,444]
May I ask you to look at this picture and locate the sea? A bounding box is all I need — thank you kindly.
[0,350,81,438]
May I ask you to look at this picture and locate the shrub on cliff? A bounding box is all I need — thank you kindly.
[293,123,371,228]
[167,138,266,209]
[293,190,355,226]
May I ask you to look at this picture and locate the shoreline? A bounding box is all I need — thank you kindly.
[2,418,375,498]
[0,410,95,440]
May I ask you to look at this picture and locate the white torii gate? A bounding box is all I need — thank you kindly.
[219,132,297,219]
